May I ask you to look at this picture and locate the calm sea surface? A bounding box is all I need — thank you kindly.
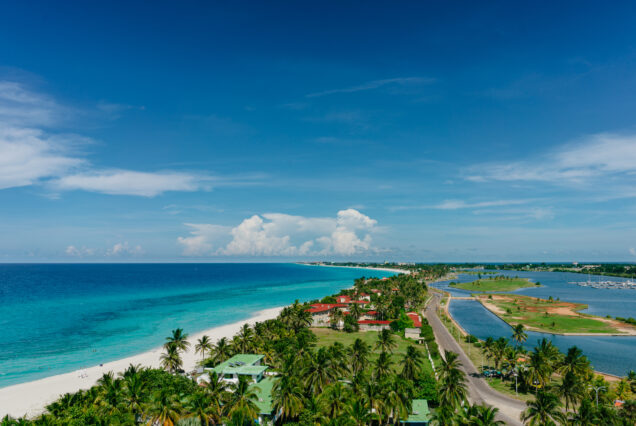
[0,263,390,388]
[430,271,636,376]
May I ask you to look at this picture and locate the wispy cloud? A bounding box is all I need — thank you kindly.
[391,199,531,211]
[306,77,435,98]
[51,170,211,197]
[0,80,261,197]
[466,133,636,184]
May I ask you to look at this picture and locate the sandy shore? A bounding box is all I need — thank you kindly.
[0,306,284,419]
[300,263,407,275]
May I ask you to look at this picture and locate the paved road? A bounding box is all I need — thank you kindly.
[425,293,526,425]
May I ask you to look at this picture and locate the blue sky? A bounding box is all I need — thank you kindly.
[2,1,636,262]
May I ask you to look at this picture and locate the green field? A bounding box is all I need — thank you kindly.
[312,328,434,376]
[450,277,536,292]
[478,294,623,334]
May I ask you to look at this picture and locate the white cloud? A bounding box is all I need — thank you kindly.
[391,199,530,211]
[0,126,84,189]
[630,248,636,257]
[466,133,636,184]
[177,209,379,257]
[51,170,209,197]
[307,77,435,98]
[107,242,144,256]
[65,245,95,257]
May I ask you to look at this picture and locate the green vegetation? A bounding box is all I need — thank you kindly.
[479,294,626,334]
[437,296,636,425]
[449,275,537,292]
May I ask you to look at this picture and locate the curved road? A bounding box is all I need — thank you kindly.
[425,293,526,425]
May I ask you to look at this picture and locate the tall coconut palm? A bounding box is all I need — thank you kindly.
[160,343,183,373]
[319,382,351,419]
[470,404,505,425]
[349,338,371,378]
[512,324,528,348]
[383,377,411,424]
[302,347,340,395]
[147,389,183,426]
[349,302,363,320]
[165,328,190,353]
[224,376,260,425]
[525,351,551,395]
[211,337,232,365]
[558,371,584,413]
[376,329,397,353]
[329,308,345,329]
[400,345,423,381]
[568,398,598,425]
[272,375,304,422]
[520,391,566,426]
[122,372,147,423]
[559,346,590,378]
[438,351,467,408]
[345,397,374,425]
[373,351,393,381]
[185,391,222,426]
[195,335,213,361]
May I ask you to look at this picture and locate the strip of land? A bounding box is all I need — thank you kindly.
[450,277,537,292]
[0,307,284,419]
[477,293,636,335]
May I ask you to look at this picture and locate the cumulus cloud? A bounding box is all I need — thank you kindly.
[630,248,636,257]
[107,242,144,256]
[466,133,636,184]
[177,209,379,256]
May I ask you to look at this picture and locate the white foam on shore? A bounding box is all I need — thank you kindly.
[0,306,284,419]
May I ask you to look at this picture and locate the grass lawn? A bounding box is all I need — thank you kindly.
[311,327,435,376]
[450,278,537,292]
[478,294,622,334]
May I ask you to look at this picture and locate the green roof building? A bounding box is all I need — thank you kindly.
[402,399,430,425]
[207,354,267,384]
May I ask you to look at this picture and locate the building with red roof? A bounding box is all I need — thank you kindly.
[357,319,392,331]
[406,312,422,327]
[306,303,347,327]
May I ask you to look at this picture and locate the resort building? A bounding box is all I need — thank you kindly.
[401,399,431,425]
[404,328,423,342]
[306,303,347,326]
[406,312,422,327]
[203,354,267,384]
[357,319,392,331]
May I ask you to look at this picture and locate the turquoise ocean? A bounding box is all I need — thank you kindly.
[0,263,392,388]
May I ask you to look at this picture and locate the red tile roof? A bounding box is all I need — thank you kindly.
[358,319,392,325]
[406,312,422,327]
[306,303,347,313]
[365,310,378,315]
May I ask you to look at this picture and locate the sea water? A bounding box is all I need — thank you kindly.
[0,263,390,388]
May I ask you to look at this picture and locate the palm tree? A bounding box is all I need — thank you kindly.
[185,391,222,426]
[210,337,233,366]
[471,404,505,425]
[165,328,190,353]
[147,389,183,426]
[319,382,351,419]
[195,335,213,361]
[122,372,147,422]
[568,398,598,425]
[558,371,584,413]
[272,375,304,422]
[512,324,528,347]
[376,329,397,353]
[615,378,632,401]
[345,397,374,425]
[438,351,467,408]
[329,308,345,329]
[400,345,423,381]
[349,338,370,378]
[373,351,393,381]
[224,376,260,425]
[520,391,566,425]
[525,350,551,395]
[160,343,183,373]
[302,347,340,395]
[559,346,590,378]
[383,377,411,424]
[349,302,363,320]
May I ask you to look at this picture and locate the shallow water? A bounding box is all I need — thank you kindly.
[0,263,389,387]
[431,271,636,376]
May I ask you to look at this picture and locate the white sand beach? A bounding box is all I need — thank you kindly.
[0,306,284,419]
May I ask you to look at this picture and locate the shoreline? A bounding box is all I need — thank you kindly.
[0,306,284,419]
[299,262,407,275]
